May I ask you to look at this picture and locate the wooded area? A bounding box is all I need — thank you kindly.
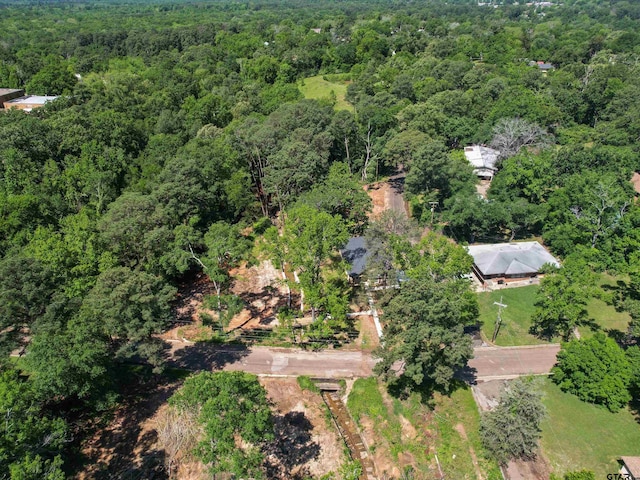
[1,0,640,477]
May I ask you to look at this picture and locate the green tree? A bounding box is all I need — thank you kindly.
[201,221,251,309]
[80,267,176,370]
[169,371,273,479]
[0,368,67,480]
[0,256,57,356]
[530,255,596,340]
[552,333,632,412]
[296,162,372,235]
[25,56,77,95]
[480,376,546,465]
[284,205,348,321]
[374,277,476,396]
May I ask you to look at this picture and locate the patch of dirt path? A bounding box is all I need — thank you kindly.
[260,377,346,479]
[228,260,293,331]
[76,381,184,480]
[454,423,484,480]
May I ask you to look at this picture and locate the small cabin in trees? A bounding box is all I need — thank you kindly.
[340,237,370,285]
[467,241,559,286]
[464,145,500,179]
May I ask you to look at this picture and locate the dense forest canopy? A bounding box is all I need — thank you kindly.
[0,0,640,477]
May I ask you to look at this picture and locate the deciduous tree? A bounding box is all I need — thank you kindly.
[552,333,632,412]
[169,371,273,479]
[374,277,476,396]
[530,255,596,340]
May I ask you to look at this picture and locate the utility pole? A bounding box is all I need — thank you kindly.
[429,201,439,225]
[492,296,507,343]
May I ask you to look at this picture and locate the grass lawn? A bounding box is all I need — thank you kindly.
[478,285,547,346]
[579,273,631,339]
[298,75,353,111]
[433,387,502,480]
[479,275,631,345]
[540,379,640,478]
[346,378,500,479]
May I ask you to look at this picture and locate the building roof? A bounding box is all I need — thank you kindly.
[464,145,500,172]
[621,456,640,477]
[0,88,23,96]
[340,236,370,277]
[467,241,560,276]
[4,95,59,106]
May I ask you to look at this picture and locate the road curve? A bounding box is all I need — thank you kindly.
[168,342,560,380]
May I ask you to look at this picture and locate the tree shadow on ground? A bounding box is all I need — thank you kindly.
[168,342,250,371]
[629,387,640,426]
[172,272,215,324]
[263,411,321,479]
[388,174,405,195]
[74,378,181,480]
[455,364,479,386]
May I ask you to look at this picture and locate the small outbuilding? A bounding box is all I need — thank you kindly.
[4,95,59,111]
[464,145,500,179]
[340,237,370,284]
[0,88,25,106]
[620,456,640,480]
[467,241,560,285]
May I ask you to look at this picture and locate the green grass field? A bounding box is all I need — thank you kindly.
[541,379,640,478]
[478,285,547,346]
[478,278,632,345]
[298,75,353,111]
[433,387,502,480]
[346,378,500,479]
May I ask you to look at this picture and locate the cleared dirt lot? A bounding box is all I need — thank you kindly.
[76,376,346,480]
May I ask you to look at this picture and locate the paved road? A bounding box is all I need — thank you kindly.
[168,342,560,380]
[469,344,561,381]
[168,343,377,378]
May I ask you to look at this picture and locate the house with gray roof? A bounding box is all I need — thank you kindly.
[467,241,559,285]
[464,145,500,179]
[340,237,370,283]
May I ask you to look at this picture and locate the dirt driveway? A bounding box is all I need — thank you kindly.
[365,170,408,218]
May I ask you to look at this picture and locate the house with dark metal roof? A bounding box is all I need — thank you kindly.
[340,236,370,283]
[467,241,560,285]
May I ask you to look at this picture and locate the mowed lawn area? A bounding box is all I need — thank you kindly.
[298,75,353,111]
[478,279,632,346]
[541,379,640,477]
[478,285,547,346]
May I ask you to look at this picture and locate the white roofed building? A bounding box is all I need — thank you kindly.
[464,145,500,179]
[467,241,560,285]
[4,95,59,112]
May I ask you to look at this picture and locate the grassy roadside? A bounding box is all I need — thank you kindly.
[540,379,640,478]
[478,285,547,346]
[433,387,502,480]
[478,276,631,345]
[346,378,501,479]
